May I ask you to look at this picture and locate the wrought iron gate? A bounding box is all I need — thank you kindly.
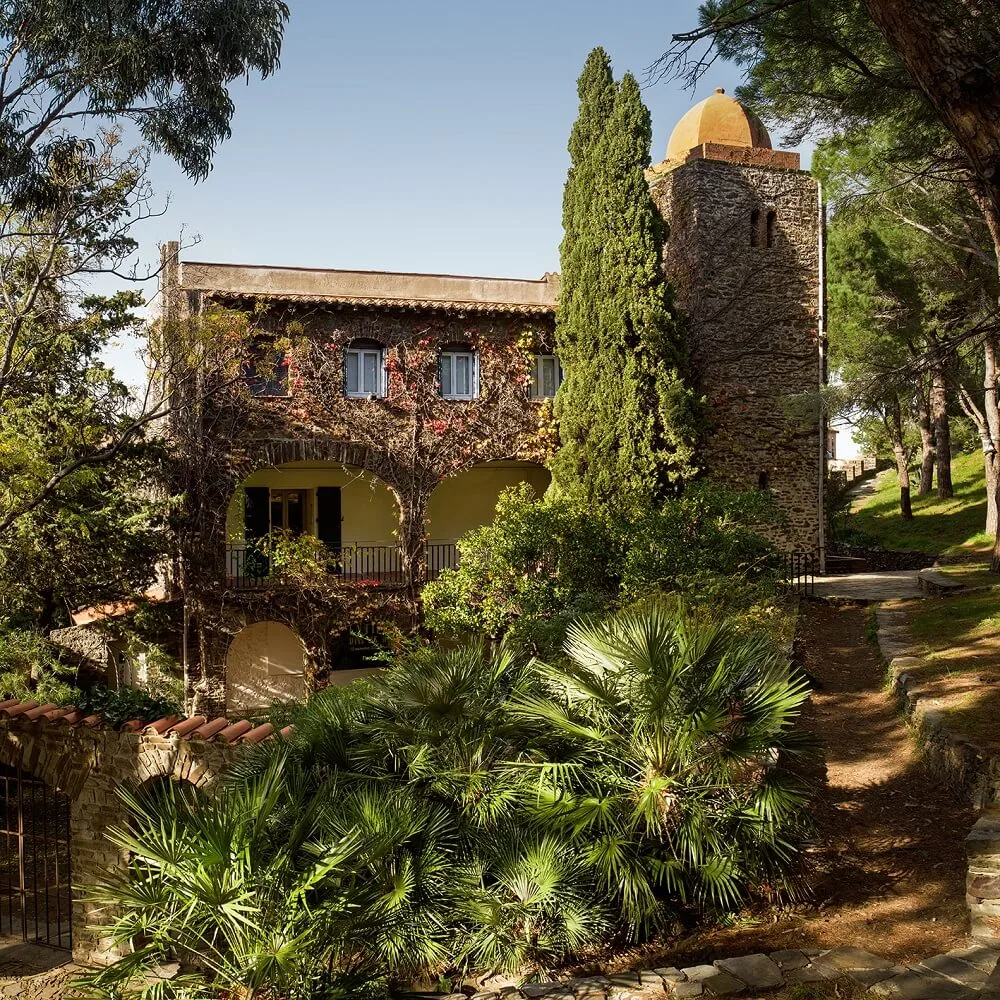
[0,762,72,949]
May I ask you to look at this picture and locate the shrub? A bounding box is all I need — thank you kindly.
[0,628,79,703]
[86,605,816,991]
[423,484,619,656]
[74,685,181,728]
[423,481,781,655]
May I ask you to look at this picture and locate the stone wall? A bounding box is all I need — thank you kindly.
[650,157,824,557]
[0,718,239,964]
[875,605,1000,943]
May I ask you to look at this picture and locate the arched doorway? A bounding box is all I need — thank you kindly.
[0,762,72,948]
[425,461,551,577]
[225,621,307,713]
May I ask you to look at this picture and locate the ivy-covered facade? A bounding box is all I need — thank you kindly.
[160,250,560,716]
[159,87,825,718]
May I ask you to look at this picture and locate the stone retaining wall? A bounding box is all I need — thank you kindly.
[454,944,996,999]
[829,543,937,571]
[875,607,1000,943]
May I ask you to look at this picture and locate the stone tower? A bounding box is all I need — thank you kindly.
[648,88,825,563]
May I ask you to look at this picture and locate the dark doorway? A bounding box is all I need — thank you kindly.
[0,763,72,949]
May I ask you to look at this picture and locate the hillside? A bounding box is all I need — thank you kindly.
[844,451,992,559]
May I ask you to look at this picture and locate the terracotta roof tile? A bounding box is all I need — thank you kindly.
[0,700,291,745]
[167,716,208,738]
[192,718,230,740]
[217,720,254,743]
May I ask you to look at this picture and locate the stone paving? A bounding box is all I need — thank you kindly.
[811,569,923,602]
[0,939,81,998]
[0,942,999,997]
[458,944,1000,998]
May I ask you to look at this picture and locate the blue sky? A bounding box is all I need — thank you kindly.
[132,2,766,287]
[111,1,824,401]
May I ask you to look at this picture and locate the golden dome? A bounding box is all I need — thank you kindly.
[666,88,772,160]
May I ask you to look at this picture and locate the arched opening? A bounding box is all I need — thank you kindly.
[225,621,307,713]
[758,470,770,490]
[750,208,762,247]
[426,461,551,576]
[327,621,384,685]
[225,461,402,586]
[0,762,72,948]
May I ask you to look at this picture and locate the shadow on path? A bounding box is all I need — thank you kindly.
[632,601,973,971]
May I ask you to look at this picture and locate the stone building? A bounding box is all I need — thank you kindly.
[159,88,825,718]
[649,88,825,557]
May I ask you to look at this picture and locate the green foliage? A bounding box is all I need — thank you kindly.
[422,484,618,655]
[691,0,944,161]
[82,605,816,993]
[0,0,289,200]
[423,482,780,656]
[0,628,78,702]
[74,685,181,729]
[75,761,385,1000]
[554,49,699,506]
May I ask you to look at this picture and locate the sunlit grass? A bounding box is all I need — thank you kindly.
[907,591,1000,748]
[845,452,991,558]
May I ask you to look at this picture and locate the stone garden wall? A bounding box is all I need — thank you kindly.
[0,714,241,964]
[875,606,1000,943]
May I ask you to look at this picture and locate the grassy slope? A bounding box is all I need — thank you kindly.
[845,450,991,558]
[908,590,1000,749]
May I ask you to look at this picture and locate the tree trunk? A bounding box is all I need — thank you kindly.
[858,0,1000,560]
[985,338,1000,571]
[893,446,913,519]
[862,1,1000,232]
[932,359,953,498]
[956,380,998,534]
[915,381,935,495]
[886,402,913,519]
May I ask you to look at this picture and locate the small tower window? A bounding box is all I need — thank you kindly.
[750,209,762,247]
[766,210,777,248]
[758,471,770,490]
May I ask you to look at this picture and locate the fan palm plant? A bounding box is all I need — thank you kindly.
[79,609,816,991]
[73,757,386,1000]
[511,602,816,933]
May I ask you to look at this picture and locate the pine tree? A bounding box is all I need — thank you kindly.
[553,54,699,506]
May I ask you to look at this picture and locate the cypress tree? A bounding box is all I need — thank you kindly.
[552,49,616,497]
[553,54,699,506]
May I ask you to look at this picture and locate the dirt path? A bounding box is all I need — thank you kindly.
[628,601,975,970]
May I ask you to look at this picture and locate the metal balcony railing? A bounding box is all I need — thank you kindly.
[426,542,459,581]
[226,541,461,590]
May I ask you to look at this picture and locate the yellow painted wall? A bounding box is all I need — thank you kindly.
[426,461,550,542]
[226,462,400,546]
[225,620,306,711]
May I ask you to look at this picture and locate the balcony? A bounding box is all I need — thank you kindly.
[226,542,459,590]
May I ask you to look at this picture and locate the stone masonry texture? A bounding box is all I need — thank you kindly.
[0,718,239,966]
[650,156,824,557]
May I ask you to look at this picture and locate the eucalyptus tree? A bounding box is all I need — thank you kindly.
[0,0,290,541]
